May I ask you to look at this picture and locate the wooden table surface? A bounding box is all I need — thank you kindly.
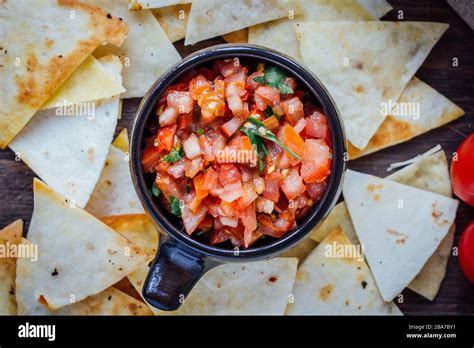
[0,0,473,315]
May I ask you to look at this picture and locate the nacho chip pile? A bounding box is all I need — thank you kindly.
[0,0,465,315]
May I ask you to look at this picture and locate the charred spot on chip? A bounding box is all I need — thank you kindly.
[51,268,59,276]
[361,280,368,289]
[268,276,278,283]
[106,13,112,19]
[9,286,14,295]
[108,296,112,301]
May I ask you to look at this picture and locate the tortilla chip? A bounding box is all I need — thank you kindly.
[21,179,147,310]
[9,56,123,208]
[130,258,298,315]
[152,4,191,42]
[342,169,458,301]
[90,0,181,98]
[358,0,393,18]
[86,144,144,217]
[113,276,144,302]
[185,0,301,45]
[0,220,23,315]
[130,0,192,10]
[287,227,402,315]
[298,21,448,150]
[112,128,130,152]
[249,0,374,59]
[222,29,248,44]
[41,55,125,110]
[312,149,456,300]
[281,237,318,262]
[16,239,151,316]
[348,78,465,159]
[0,0,127,148]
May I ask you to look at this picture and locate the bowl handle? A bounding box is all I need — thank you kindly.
[142,236,219,311]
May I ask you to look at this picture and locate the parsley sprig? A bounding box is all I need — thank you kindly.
[253,66,294,94]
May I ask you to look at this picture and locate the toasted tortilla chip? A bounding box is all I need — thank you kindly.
[86,142,144,217]
[342,169,458,301]
[90,0,181,98]
[358,0,393,18]
[0,220,23,315]
[249,0,374,59]
[131,258,298,315]
[21,179,147,310]
[281,237,318,262]
[130,0,192,10]
[287,227,402,315]
[152,4,191,42]
[112,128,130,152]
[0,0,127,148]
[348,78,465,159]
[9,56,122,208]
[113,276,144,302]
[16,239,151,316]
[222,29,249,44]
[298,21,448,150]
[185,0,301,45]
[312,149,456,300]
[41,56,125,110]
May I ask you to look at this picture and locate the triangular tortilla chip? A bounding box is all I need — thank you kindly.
[287,227,402,315]
[130,0,192,10]
[130,258,298,315]
[112,128,130,152]
[298,21,448,149]
[312,149,456,300]
[0,0,127,148]
[342,169,458,301]
[357,0,393,18]
[222,29,248,44]
[185,0,302,45]
[152,4,191,42]
[22,179,147,310]
[15,239,151,315]
[90,0,181,98]
[41,56,125,110]
[281,237,318,262]
[249,0,375,59]
[348,78,464,159]
[9,56,122,208]
[0,220,23,315]
[113,276,144,302]
[86,142,144,217]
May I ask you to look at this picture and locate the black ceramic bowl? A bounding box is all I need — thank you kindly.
[130,44,346,311]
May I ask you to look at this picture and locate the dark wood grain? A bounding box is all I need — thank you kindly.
[0,0,472,315]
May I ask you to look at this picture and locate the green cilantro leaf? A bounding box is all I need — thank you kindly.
[151,183,161,197]
[170,196,182,217]
[253,76,266,84]
[277,81,294,95]
[196,128,204,135]
[161,146,184,163]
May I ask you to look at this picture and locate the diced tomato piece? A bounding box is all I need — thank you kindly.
[256,196,274,214]
[210,229,230,245]
[218,164,241,186]
[254,92,268,111]
[194,167,218,200]
[253,176,265,194]
[181,202,207,235]
[263,171,282,202]
[155,173,183,200]
[239,202,257,247]
[257,214,287,238]
[215,180,244,202]
[220,216,239,228]
[167,91,194,114]
[157,124,177,152]
[281,167,306,200]
[183,133,203,159]
[247,71,264,90]
[184,191,203,213]
[142,141,161,173]
[262,115,279,131]
[184,156,204,178]
[214,80,225,98]
[301,139,331,183]
[167,159,185,178]
[238,182,258,209]
[255,86,280,108]
[218,59,241,78]
[278,124,304,165]
[177,111,193,129]
[225,70,247,88]
[306,181,327,201]
[189,74,211,100]
[281,97,304,125]
[158,106,178,126]
[198,90,226,123]
[306,110,330,143]
[197,67,217,81]
[226,94,248,118]
[198,214,213,230]
[293,118,307,134]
